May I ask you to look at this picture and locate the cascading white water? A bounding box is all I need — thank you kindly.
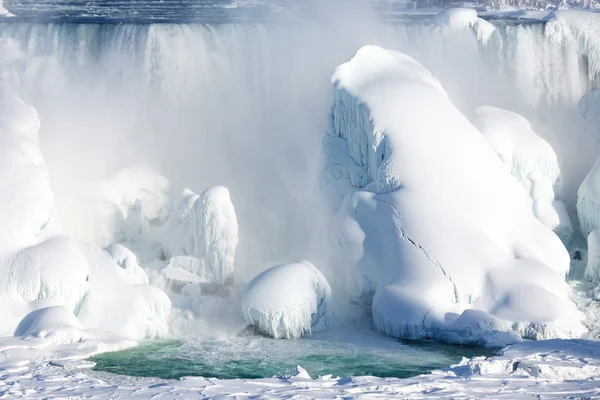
[0,12,598,294]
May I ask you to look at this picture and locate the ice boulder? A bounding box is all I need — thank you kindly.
[434,8,496,45]
[105,243,149,285]
[162,187,238,286]
[473,106,572,244]
[324,46,585,344]
[242,261,331,339]
[14,306,84,345]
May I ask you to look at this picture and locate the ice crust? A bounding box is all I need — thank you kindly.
[0,91,170,340]
[162,187,238,286]
[325,45,585,345]
[242,261,331,339]
[473,106,572,244]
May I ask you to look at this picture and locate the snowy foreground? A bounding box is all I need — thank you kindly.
[1,339,600,398]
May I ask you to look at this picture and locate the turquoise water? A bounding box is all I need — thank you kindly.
[90,330,494,380]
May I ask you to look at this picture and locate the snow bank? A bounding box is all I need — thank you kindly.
[324,45,585,345]
[473,106,572,243]
[242,261,331,339]
[434,8,497,45]
[162,187,238,286]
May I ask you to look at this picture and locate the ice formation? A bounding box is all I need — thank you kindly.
[578,90,600,143]
[585,230,600,283]
[433,8,496,45]
[324,45,585,345]
[473,106,572,243]
[90,167,172,246]
[577,157,600,238]
[105,243,149,285]
[162,187,238,286]
[14,306,84,345]
[0,91,171,340]
[242,261,331,339]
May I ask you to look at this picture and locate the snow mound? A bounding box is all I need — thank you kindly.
[473,106,571,243]
[434,8,496,45]
[324,45,585,344]
[14,306,84,345]
[105,243,149,285]
[242,261,331,339]
[162,187,238,286]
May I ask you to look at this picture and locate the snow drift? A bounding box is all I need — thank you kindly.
[324,45,585,345]
[242,261,331,339]
[0,90,171,340]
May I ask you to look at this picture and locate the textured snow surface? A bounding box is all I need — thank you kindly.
[162,187,238,286]
[1,338,600,398]
[325,45,585,345]
[473,106,572,243]
[242,261,331,339]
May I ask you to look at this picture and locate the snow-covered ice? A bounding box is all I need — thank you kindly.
[242,261,331,339]
[162,187,238,286]
[434,8,497,45]
[473,106,572,243]
[325,45,585,345]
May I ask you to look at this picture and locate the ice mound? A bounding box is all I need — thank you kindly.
[162,187,238,286]
[434,8,496,45]
[242,261,331,339]
[105,243,149,285]
[0,91,171,340]
[324,45,585,344]
[14,306,84,345]
[473,106,572,243]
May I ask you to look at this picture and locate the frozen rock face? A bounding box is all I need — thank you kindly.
[242,261,331,339]
[0,91,171,339]
[324,46,585,345]
[473,106,572,244]
[14,306,84,345]
[578,90,600,143]
[585,230,600,283]
[162,187,238,286]
[578,157,600,238]
[434,8,496,45]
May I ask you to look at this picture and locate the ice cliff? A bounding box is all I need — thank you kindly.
[324,45,585,345]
